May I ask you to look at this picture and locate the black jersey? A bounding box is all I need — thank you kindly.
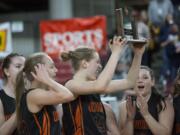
[133,93,159,135]
[0,89,17,135]
[173,95,180,135]
[62,94,107,135]
[18,90,61,135]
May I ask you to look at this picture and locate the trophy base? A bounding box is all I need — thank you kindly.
[127,39,147,45]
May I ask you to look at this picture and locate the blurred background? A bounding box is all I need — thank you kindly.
[0,0,179,114]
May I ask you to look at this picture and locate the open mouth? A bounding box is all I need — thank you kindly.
[137,85,145,90]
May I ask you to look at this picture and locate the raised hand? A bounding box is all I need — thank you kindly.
[136,94,149,117]
[109,36,127,54]
[126,96,136,121]
[31,64,51,85]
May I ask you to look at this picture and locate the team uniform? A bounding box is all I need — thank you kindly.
[133,92,159,135]
[173,95,180,135]
[0,89,18,135]
[62,94,107,135]
[18,89,61,135]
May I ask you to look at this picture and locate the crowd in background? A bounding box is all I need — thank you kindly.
[0,0,180,134]
[108,0,180,100]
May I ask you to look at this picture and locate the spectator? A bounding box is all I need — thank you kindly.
[148,0,174,26]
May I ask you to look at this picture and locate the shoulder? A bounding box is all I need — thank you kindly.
[64,80,77,94]
[164,99,173,107]
[160,99,174,113]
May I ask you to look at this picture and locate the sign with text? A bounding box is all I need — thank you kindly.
[0,22,12,58]
[40,16,107,58]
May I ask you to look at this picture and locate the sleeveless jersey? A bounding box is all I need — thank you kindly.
[133,93,159,135]
[62,94,107,135]
[173,95,180,135]
[18,89,61,135]
[0,89,18,135]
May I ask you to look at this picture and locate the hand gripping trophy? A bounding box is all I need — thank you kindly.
[115,8,147,46]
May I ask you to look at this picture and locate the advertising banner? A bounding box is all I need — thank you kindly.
[40,16,107,58]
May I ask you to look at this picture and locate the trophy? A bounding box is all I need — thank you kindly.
[115,8,147,45]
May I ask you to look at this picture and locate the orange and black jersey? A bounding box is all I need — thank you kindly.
[133,92,158,135]
[0,89,17,135]
[62,94,107,135]
[173,95,180,135]
[18,90,61,135]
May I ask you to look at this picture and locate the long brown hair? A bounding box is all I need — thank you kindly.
[15,52,48,130]
[61,47,96,71]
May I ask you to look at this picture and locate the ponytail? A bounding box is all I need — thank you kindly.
[61,48,96,71]
[15,70,26,130]
[61,52,71,61]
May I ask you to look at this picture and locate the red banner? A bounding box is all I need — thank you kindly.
[40,16,107,58]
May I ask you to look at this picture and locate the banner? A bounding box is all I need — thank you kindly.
[0,22,12,58]
[40,16,107,58]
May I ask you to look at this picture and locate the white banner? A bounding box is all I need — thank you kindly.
[0,22,12,58]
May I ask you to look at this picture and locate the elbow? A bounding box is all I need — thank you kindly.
[95,83,107,93]
[57,92,76,103]
[63,93,76,102]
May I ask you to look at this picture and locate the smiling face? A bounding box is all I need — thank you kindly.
[134,68,155,97]
[85,52,102,81]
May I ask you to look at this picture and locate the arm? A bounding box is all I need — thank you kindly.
[66,37,127,95]
[138,96,174,135]
[0,100,17,135]
[28,64,75,107]
[144,100,174,135]
[118,98,135,135]
[104,45,145,93]
[103,103,120,135]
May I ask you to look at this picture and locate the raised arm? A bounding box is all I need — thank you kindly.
[66,36,127,95]
[104,44,145,93]
[28,64,75,107]
[0,100,17,135]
